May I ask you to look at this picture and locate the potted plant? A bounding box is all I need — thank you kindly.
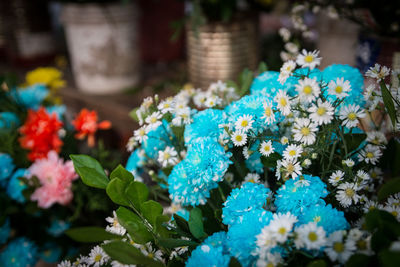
[59,0,139,94]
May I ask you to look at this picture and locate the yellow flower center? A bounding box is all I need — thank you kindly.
[164,153,170,160]
[148,253,154,259]
[303,85,313,95]
[267,263,274,267]
[357,240,367,250]
[345,188,355,198]
[308,232,318,242]
[304,55,314,63]
[286,163,295,173]
[335,86,343,93]
[241,120,248,127]
[264,146,271,152]
[392,211,398,217]
[248,179,255,183]
[265,107,272,117]
[235,135,243,142]
[289,150,296,156]
[150,117,157,123]
[347,112,357,121]
[317,107,326,116]
[313,216,321,223]
[366,152,374,159]
[333,242,345,253]
[278,227,287,235]
[301,127,310,136]
[94,254,102,262]
[280,97,287,107]
[139,129,145,136]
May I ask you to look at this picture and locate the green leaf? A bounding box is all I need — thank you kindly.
[106,178,129,206]
[173,214,191,235]
[157,238,198,248]
[379,249,400,267]
[110,165,134,183]
[258,62,268,73]
[229,257,242,267]
[102,241,164,267]
[378,178,400,201]
[70,154,109,189]
[380,81,397,128]
[126,181,149,210]
[345,254,370,267]
[116,207,153,244]
[307,259,327,267]
[365,210,399,232]
[238,68,253,97]
[141,200,163,226]
[155,215,171,238]
[188,208,207,239]
[129,108,139,122]
[343,133,367,153]
[261,152,282,168]
[65,227,121,243]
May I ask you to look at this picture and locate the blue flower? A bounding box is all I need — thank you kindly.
[245,141,264,173]
[0,237,38,267]
[227,209,273,266]
[126,149,147,179]
[45,105,66,119]
[9,84,49,110]
[0,218,11,245]
[168,138,232,206]
[298,204,349,234]
[143,120,174,160]
[0,153,15,181]
[39,243,62,263]
[0,112,20,129]
[250,71,298,97]
[6,169,29,203]
[47,219,70,237]
[186,231,230,267]
[322,64,364,106]
[184,109,227,145]
[274,175,328,216]
[222,182,270,226]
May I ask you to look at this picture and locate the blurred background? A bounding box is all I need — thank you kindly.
[1,0,399,151]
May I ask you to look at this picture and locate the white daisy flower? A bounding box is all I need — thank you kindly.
[133,126,149,144]
[356,170,371,182]
[365,63,391,81]
[283,144,303,160]
[269,213,298,243]
[256,227,278,251]
[111,261,136,267]
[157,98,174,114]
[280,136,289,145]
[193,91,207,108]
[256,252,283,267]
[231,131,247,146]
[242,146,251,159]
[342,158,355,167]
[58,261,73,267]
[292,118,318,145]
[126,136,137,152]
[295,77,321,103]
[172,108,192,126]
[336,182,361,207]
[324,231,356,263]
[262,101,276,124]
[295,222,327,250]
[386,193,400,207]
[244,173,261,184]
[278,60,296,84]
[329,170,345,186]
[366,131,387,146]
[88,246,109,267]
[358,144,382,165]
[274,90,291,116]
[158,146,179,168]
[280,158,302,179]
[296,49,321,69]
[369,167,383,181]
[145,111,162,130]
[328,77,351,99]
[141,243,164,262]
[235,114,254,132]
[204,95,222,108]
[339,104,366,128]
[259,140,275,157]
[105,211,126,236]
[363,200,383,213]
[308,100,334,125]
[279,27,291,42]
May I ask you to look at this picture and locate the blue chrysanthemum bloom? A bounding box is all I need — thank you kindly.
[46,105,66,119]
[0,153,15,181]
[184,109,227,145]
[222,182,270,226]
[0,112,20,129]
[0,237,38,267]
[274,175,328,216]
[168,138,232,206]
[9,84,49,110]
[227,209,273,266]
[322,64,365,106]
[143,120,174,160]
[294,67,323,81]
[186,231,230,267]
[39,243,62,263]
[126,148,146,180]
[298,204,349,234]
[250,71,298,97]
[47,219,70,237]
[6,169,29,203]
[244,141,264,174]
[0,218,11,245]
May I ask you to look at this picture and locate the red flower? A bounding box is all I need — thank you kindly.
[19,107,63,161]
[72,109,111,147]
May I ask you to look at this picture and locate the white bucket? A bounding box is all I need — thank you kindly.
[61,3,140,94]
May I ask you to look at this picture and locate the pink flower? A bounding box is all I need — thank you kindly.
[28,151,78,208]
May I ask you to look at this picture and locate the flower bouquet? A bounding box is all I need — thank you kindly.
[0,67,116,266]
[62,51,400,267]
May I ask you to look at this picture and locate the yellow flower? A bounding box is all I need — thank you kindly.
[25,67,66,91]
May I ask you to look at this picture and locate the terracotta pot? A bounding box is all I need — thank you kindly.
[61,3,139,94]
[186,13,259,88]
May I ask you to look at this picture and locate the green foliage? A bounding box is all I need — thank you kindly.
[343,133,367,153]
[378,177,400,201]
[70,154,109,189]
[307,260,328,267]
[378,250,400,267]
[102,241,165,267]
[188,207,207,240]
[141,200,163,226]
[129,108,139,122]
[126,181,149,210]
[345,254,371,267]
[229,257,242,267]
[380,81,397,128]
[157,238,198,248]
[116,207,153,244]
[106,178,130,206]
[66,226,122,243]
[110,164,134,182]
